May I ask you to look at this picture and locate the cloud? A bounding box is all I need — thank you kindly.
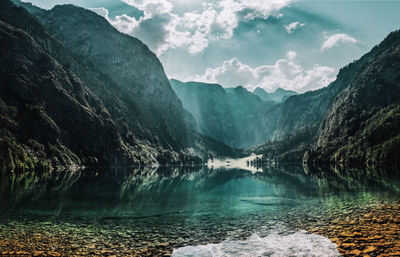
[190,51,336,93]
[91,4,171,53]
[92,0,293,55]
[321,33,357,51]
[122,0,173,16]
[91,7,140,34]
[285,21,305,34]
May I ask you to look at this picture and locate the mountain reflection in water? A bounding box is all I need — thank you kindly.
[1,164,399,218]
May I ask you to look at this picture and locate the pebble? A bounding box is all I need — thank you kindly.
[0,195,399,256]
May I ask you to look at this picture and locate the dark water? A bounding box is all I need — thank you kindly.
[0,164,399,256]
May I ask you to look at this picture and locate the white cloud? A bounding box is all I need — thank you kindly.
[90,7,140,34]
[190,51,336,93]
[122,0,173,16]
[93,0,293,55]
[286,50,297,60]
[321,33,357,51]
[285,21,305,34]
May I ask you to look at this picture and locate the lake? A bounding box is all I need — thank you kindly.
[0,164,399,256]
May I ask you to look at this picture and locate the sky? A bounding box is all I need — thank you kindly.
[23,0,400,93]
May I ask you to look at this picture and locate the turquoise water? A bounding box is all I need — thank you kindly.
[0,165,399,255]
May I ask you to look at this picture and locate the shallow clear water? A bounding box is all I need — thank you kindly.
[0,164,399,256]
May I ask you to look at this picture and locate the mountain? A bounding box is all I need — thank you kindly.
[307,30,400,168]
[0,0,235,172]
[18,2,192,149]
[171,80,276,148]
[3,0,398,171]
[253,87,298,103]
[255,30,400,168]
[0,1,134,170]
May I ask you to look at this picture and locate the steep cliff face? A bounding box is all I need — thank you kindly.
[171,80,235,145]
[171,80,275,148]
[26,4,192,149]
[0,3,135,170]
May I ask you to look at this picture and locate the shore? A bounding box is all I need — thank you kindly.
[287,203,400,256]
[0,202,399,256]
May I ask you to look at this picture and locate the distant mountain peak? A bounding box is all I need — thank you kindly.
[232,85,249,92]
[253,87,298,103]
[254,87,267,93]
[274,88,288,93]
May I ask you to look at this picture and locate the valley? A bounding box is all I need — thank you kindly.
[0,0,399,256]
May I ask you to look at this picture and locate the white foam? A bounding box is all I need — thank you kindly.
[172,230,340,257]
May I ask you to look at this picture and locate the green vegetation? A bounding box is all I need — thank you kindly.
[304,105,400,170]
[0,129,52,173]
[332,105,400,168]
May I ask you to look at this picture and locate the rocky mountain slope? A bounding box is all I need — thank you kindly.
[171,79,276,148]
[18,1,191,149]
[0,0,235,172]
[0,1,133,171]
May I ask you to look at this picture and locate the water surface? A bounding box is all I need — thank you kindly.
[0,164,399,256]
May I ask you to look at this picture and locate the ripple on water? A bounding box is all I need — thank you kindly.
[171,230,340,257]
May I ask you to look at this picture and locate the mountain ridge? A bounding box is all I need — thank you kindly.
[253,87,298,103]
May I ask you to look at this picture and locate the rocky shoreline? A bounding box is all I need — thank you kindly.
[0,202,399,256]
[288,203,400,257]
